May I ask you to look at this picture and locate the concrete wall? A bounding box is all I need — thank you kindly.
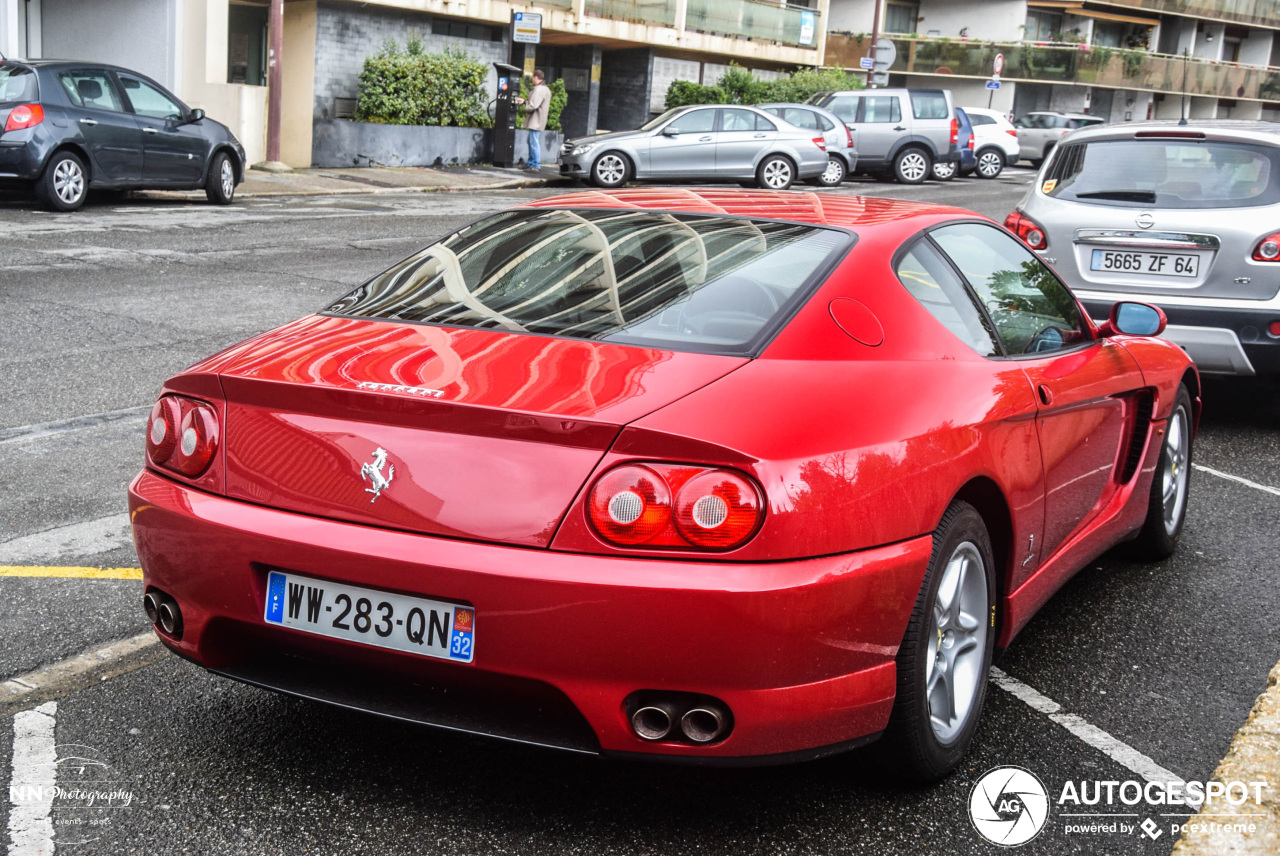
[1240,30,1273,67]
[826,0,875,35]
[916,0,1024,42]
[312,0,509,124]
[42,0,178,89]
[1193,23,1226,61]
[282,1,318,167]
[312,118,560,168]
[178,0,268,166]
[598,48,653,133]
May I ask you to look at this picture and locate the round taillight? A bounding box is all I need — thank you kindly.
[588,465,671,545]
[1026,229,1046,249]
[673,471,763,549]
[170,403,219,476]
[146,398,180,465]
[1260,241,1279,259]
[1269,321,1280,338]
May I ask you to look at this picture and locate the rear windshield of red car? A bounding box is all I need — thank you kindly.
[0,64,39,104]
[1043,139,1280,209]
[325,209,851,356]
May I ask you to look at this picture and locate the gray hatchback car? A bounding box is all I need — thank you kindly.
[1006,120,1280,377]
[558,105,828,190]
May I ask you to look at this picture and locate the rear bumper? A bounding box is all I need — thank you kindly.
[0,138,42,182]
[129,469,930,761]
[1079,297,1280,376]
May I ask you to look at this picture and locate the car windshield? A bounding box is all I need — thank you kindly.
[1043,139,1280,209]
[639,108,683,131]
[325,209,850,356]
[0,64,38,104]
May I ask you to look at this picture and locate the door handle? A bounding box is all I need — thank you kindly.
[754,133,767,138]
[1037,384,1054,406]
[893,126,906,131]
[142,127,158,135]
[698,135,712,141]
[78,118,98,126]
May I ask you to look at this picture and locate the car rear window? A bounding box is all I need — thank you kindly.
[1043,139,1280,209]
[909,91,948,120]
[0,64,38,104]
[325,209,851,356]
[968,114,995,127]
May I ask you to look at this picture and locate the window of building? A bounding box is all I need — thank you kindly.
[431,19,502,41]
[884,1,919,35]
[1024,10,1062,41]
[1092,22,1125,48]
[228,2,268,86]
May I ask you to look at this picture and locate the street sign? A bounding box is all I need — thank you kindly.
[860,57,874,70]
[873,38,896,72]
[985,80,1001,90]
[991,72,1000,81]
[993,53,1005,75]
[512,11,542,44]
[872,72,890,87]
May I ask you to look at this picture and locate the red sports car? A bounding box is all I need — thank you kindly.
[130,189,1198,780]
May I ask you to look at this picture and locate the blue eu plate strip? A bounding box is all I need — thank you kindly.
[265,571,286,623]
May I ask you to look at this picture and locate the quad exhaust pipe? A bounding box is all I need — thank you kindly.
[143,590,183,639]
[628,695,731,745]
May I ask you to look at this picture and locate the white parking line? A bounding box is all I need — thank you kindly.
[0,515,133,565]
[7,702,57,856]
[1194,463,1280,498]
[990,667,1184,785]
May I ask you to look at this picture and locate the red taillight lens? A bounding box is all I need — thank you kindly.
[812,136,826,152]
[587,464,764,551]
[845,123,853,148]
[968,135,975,150]
[147,394,219,478]
[1269,321,1280,337]
[4,103,44,133]
[1005,129,1018,137]
[1004,210,1048,250]
[1252,232,1280,261]
[950,118,959,145]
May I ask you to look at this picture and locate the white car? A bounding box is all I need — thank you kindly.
[960,107,1020,179]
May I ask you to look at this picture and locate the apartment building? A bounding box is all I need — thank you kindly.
[3,0,830,168]
[825,0,1280,124]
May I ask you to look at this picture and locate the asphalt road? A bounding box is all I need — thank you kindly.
[2,167,1278,855]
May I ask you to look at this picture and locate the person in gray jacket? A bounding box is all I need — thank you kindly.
[516,69,550,171]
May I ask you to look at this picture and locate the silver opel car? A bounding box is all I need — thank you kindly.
[558,105,828,190]
[1006,121,1280,377]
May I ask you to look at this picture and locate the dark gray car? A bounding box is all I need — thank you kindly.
[0,59,245,211]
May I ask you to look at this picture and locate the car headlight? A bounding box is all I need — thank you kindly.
[572,143,597,156]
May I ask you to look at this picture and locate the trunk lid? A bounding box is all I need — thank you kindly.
[216,315,746,547]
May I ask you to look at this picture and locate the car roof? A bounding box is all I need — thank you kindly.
[520,188,975,232]
[1058,119,1280,146]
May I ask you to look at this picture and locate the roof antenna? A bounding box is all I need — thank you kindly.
[1179,48,1189,126]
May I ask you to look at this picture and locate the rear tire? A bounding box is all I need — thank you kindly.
[37,150,88,212]
[205,151,236,205]
[876,501,996,783]
[807,155,846,187]
[756,154,796,190]
[975,148,1005,179]
[590,151,630,189]
[931,159,957,181]
[893,147,932,184]
[1129,385,1193,560]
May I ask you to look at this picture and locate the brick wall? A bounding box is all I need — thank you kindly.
[598,49,654,133]
[312,0,510,122]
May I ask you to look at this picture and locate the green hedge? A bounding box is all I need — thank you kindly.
[355,39,491,128]
[665,64,864,110]
[517,76,569,132]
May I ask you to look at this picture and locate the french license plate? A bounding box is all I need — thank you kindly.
[1090,249,1198,277]
[263,571,474,663]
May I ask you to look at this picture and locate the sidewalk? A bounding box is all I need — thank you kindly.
[135,163,572,201]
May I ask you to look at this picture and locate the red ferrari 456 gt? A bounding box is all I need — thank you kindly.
[130,189,1198,781]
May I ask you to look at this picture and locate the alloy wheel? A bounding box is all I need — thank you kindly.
[595,154,625,186]
[763,159,793,189]
[926,541,988,743]
[54,159,85,205]
[1162,404,1191,536]
[898,151,928,182]
[977,150,1003,178]
[220,159,235,199]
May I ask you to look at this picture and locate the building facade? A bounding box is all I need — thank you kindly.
[4,0,832,168]
[826,0,1280,123]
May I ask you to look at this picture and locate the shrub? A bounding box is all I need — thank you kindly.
[355,42,491,128]
[665,64,862,110]
[517,76,569,132]
[665,80,727,109]
[764,66,865,103]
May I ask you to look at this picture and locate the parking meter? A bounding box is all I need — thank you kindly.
[492,62,522,168]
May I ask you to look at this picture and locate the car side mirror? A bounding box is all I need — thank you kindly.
[1101,301,1166,337]
[185,108,206,124]
[661,126,680,137]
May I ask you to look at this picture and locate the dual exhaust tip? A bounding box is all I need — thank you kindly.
[628,695,731,745]
[143,590,183,639]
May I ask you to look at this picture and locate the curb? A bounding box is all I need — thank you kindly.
[1172,659,1280,855]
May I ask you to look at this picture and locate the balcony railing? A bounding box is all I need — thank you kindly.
[584,0,677,27]
[1103,0,1280,30]
[686,0,820,49]
[825,35,1280,101]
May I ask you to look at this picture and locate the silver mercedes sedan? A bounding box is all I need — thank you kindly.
[558,105,829,190]
[1006,120,1280,377]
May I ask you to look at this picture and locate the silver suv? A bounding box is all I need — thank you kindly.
[1006,120,1280,377]
[807,88,959,184]
[1014,111,1106,167]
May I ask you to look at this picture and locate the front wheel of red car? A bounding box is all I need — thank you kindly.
[1129,384,1193,560]
[878,500,996,782]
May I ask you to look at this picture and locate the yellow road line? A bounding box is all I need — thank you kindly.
[0,566,143,580]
